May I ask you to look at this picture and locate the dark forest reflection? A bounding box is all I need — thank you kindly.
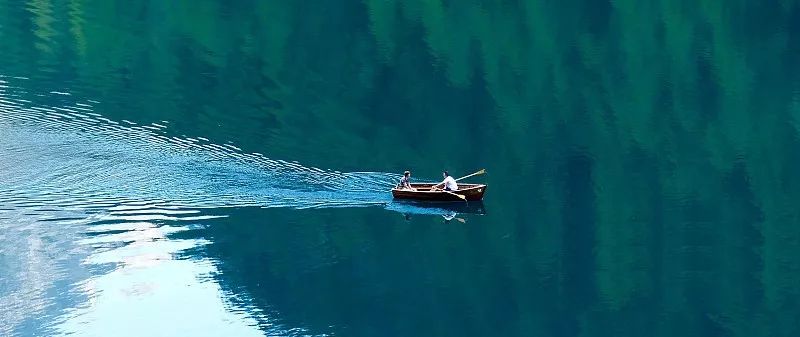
[175,196,776,337]
[184,206,529,337]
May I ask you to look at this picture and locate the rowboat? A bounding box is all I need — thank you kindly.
[391,183,487,202]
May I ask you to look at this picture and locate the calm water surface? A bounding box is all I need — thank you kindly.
[2,1,800,336]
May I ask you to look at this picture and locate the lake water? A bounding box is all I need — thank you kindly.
[1,1,799,336]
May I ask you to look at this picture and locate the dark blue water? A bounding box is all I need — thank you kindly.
[2,1,800,336]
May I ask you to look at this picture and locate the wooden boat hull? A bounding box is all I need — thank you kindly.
[391,183,487,202]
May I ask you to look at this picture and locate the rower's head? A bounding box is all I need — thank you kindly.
[404,170,410,177]
[443,170,449,178]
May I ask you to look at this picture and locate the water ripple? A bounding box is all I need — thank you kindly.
[0,76,400,213]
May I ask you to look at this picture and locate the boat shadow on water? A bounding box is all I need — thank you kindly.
[383,200,487,223]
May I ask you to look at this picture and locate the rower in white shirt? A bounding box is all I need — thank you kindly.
[432,170,458,191]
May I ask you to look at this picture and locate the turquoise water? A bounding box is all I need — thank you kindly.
[2,1,800,336]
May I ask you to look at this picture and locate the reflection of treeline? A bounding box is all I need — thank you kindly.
[195,207,564,337]
[4,0,799,335]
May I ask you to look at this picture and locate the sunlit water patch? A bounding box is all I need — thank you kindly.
[0,205,305,337]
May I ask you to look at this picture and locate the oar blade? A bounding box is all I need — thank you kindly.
[442,190,467,201]
[455,169,487,182]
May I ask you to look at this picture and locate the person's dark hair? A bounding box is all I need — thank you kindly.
[404,171,410,176]
[443,170,449,177]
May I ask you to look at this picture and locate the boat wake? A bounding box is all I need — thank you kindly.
[0,76,400,213]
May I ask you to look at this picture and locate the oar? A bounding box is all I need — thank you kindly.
[455,168,486,182]
[442,190,467,202]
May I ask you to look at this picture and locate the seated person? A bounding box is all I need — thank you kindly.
[432,170,458,191]
[397,170,415,190]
